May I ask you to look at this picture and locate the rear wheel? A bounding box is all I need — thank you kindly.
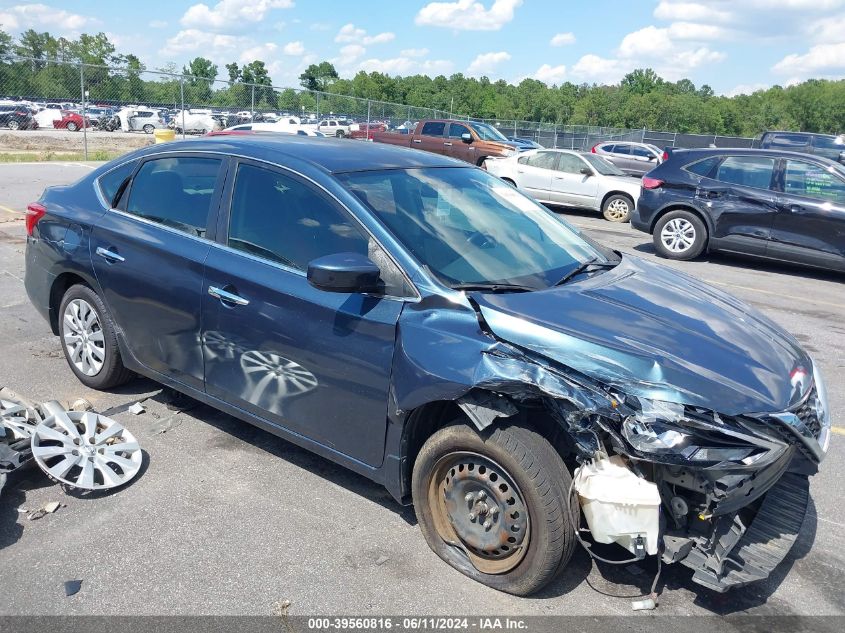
[336,130,345,138]
[412,422,576,595]
[8,120,20,130]
[653,209,707,260]
[142,124,154,134]
[601,194,633,222]
[66,121,78,132]
[58,285,134,390]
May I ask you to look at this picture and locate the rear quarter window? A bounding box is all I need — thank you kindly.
[684,156,720,178]
[97,160,138,208]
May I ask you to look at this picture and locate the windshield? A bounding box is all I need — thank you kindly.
[582,153,627,176]
[338,167,609,289]
[469,122,509,142]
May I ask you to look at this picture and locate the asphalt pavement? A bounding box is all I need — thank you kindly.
[0,161,843,617]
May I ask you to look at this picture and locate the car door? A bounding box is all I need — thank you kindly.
[628,145,659,175]
[446,122,474,163]
[768,157,845,270]
[201,160,407,466]
[90,154,226,391]
[515,151,558,201]
[696,155,778,255]
[414,121,447,155]
[549,153,599,206]
[607,144,642,175]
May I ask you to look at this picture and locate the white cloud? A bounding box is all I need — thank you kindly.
[415,0,522,31]
[358,56,454,76]
[534,63,567,84]
[724,82,770,97]
[807,13,845,42]
[619,26,673,57]
[467,51,511,75]
[181,0,294,30]
[160,29,241,57]
[654,1,732,22]
[571,54,624,84]
[282,41,305,55]
[773,42,845,75]
[550,32,576,46]
[667,22,730,40]
[239,42,277,64]
[340,44,366,61]
[400,48,430,57]
[335,23,395,45]
[0,3,96,33]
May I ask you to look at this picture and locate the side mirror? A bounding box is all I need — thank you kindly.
[307,252,381,294]
[580,167,594,177]
[648,154,657,161]
[461,132,473,143]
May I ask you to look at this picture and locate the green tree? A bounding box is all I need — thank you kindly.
[299,61,338,91]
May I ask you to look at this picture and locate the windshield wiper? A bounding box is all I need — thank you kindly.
[451,283,538,293]
[554,257,618,286]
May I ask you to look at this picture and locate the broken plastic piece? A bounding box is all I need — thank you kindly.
[457,390,518,431]
[44,501,61,513]
[64,580,82,596]
[69,398,93,412]
[128,402,145,415]
[631,597,657,611]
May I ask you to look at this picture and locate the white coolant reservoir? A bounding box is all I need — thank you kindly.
[573,455,661,556]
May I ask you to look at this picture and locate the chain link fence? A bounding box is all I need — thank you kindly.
[0,55,754,160]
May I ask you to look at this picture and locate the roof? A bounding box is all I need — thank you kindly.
[667,147,845,169]
[139,135,468,174]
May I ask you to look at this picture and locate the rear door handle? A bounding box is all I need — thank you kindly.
[412,139,422,144]
[208,285,249,306]
[95,246,124,263]
[443,142,452,147]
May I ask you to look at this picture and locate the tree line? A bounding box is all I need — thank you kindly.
[1,27,843,136]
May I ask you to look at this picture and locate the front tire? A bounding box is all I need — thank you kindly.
[143,124,154,134]
[336,130,345,138]
[8,120,20,130]
[58,285,134,389]
[601,194,633,223]
[66,121,79,132]
[653,209,707,260]
[412,422,576,596]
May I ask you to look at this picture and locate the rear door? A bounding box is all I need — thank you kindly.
[549,153,600,206]
[769,157,845,270]
[515,151,558,201]
[201,160,407,466]
[91,154,226,391]
[413,121,447,155]
[811,136,845,164]
[606,144,641,174]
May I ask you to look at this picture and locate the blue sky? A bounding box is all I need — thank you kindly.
[2,0,844,95]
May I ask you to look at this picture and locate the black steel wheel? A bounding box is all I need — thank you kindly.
[412,422,577,595]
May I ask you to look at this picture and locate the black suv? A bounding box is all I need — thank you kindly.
[631,148,845,272]
[758,131,845,164]
[0,106,37,130]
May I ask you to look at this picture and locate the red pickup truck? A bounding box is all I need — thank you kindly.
[372,119,519,166]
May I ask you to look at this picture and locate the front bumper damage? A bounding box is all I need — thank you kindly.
[452,342,829,593]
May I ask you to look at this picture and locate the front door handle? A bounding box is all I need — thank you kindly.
[208,285,249,306]
[412,139,422,144]
[443,142,453,147]
[95,246,125,263]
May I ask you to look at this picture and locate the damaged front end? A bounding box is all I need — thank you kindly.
[449,340,830,593]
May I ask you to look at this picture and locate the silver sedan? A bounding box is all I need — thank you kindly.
[485,149,642,222]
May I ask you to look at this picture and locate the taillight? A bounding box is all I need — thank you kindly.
[662,150,670,161]
[591,143,599,153]
[642,176,664,190]
[26,202,46,236]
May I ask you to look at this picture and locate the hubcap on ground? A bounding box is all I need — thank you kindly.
[0,397,41,438]
[31,409,142,490]
[606,198,630,220]
[660,218,696,252]
[62,299,105,376]
[429,452,530,574]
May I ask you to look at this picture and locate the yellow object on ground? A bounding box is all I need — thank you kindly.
[154,129,176,144]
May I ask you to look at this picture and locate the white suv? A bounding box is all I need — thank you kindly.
[316,118,352,138]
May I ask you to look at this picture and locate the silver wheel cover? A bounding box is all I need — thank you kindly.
[0,398,41,439]
[62,298,106,376]
[606,198,630,219]
[31,410,142,490]
[660,218,696,253]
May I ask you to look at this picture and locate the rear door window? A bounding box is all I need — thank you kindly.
[421,122,446,137]
[613,144,631,155]
[600,144,615,153]
[714,156,776,190]
[784,160,845,204]
[125,156,222,237]
[526,151,559,170]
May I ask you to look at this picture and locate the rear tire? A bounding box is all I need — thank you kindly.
[143,124,154,134]
[8,120,20,130]
[412,421,576,596]
[601,193,633,223]
[653,209,707,260]
[336,130,345,138]
[66,121,78,132]
[58,284,134,390]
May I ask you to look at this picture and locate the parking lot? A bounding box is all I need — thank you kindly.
[0,162,843,617]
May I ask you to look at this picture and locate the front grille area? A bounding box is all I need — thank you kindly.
[793,386,822,440]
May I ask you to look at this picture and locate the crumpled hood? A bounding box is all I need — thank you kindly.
[473,256,810,415]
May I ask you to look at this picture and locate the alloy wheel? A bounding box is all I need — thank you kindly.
[31,409,142,490]
[62,298,106,376]
[605,198,630,221]
[428,451,530,574]
[660,218,696,253]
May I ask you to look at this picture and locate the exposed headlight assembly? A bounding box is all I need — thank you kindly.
[812,358,831,454]
[620,398,787,468]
